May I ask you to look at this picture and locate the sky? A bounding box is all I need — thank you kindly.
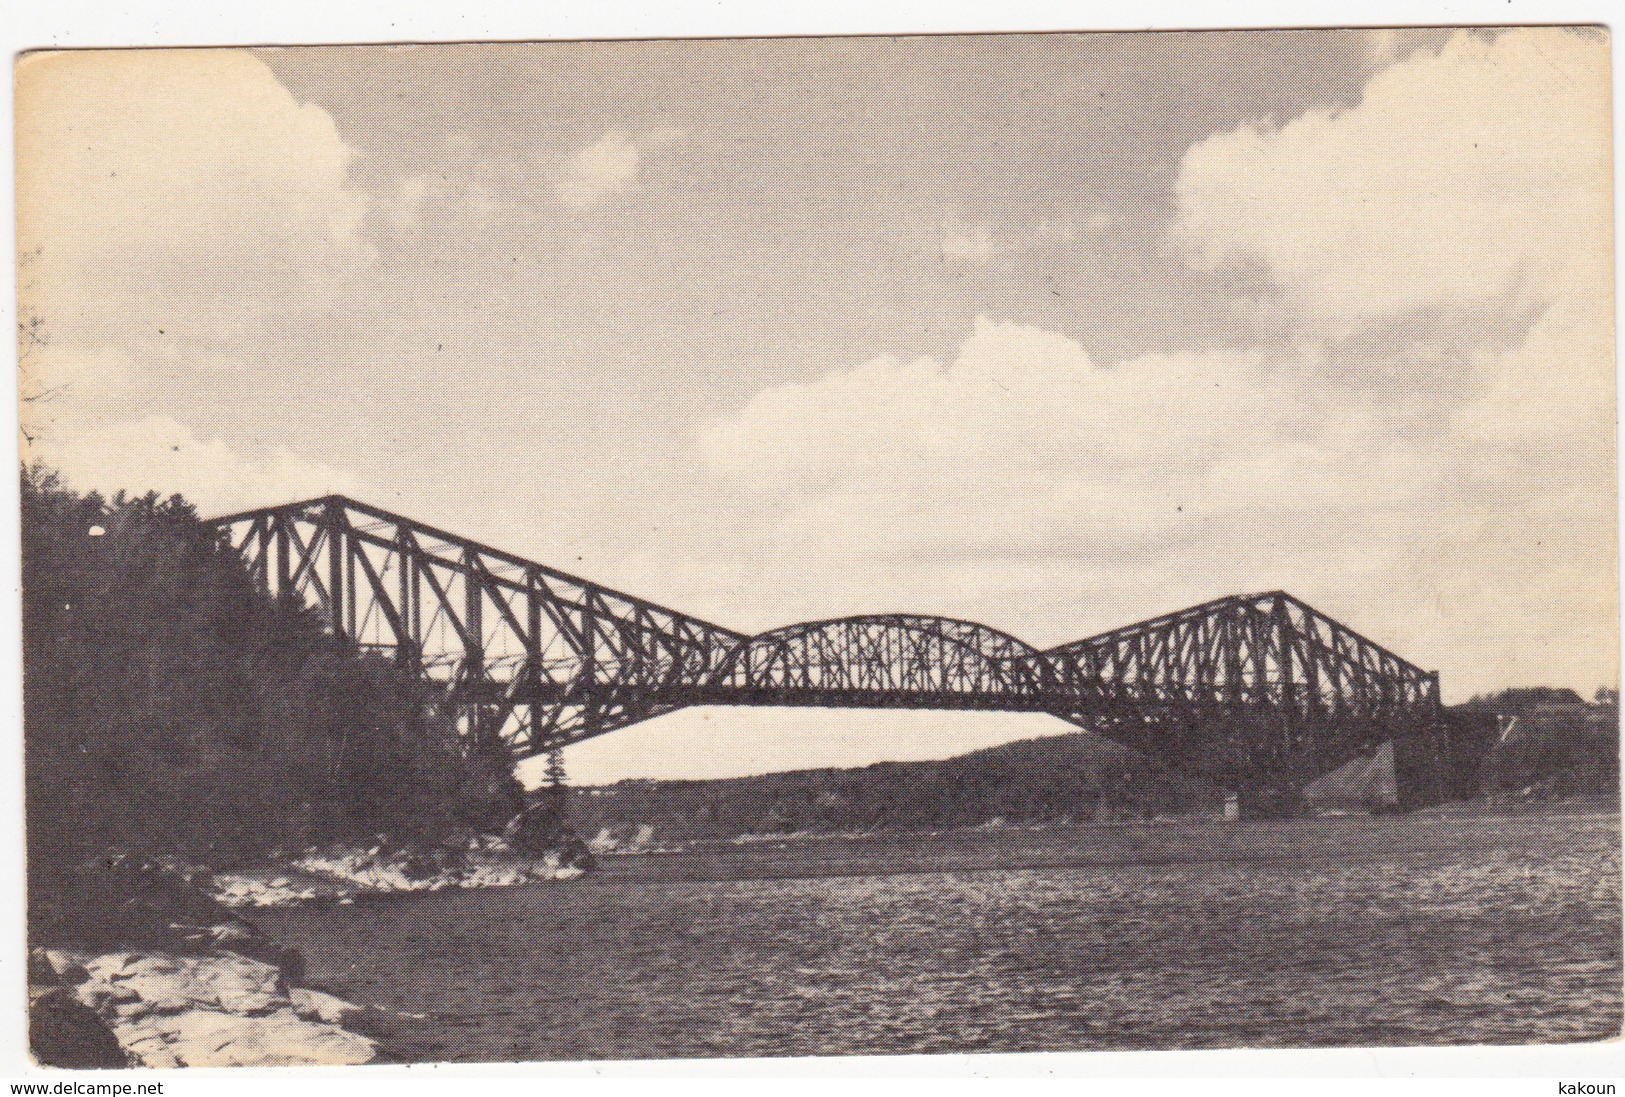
[14,28,1618,784]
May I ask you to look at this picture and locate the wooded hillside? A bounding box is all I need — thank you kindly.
[22,466,522,866]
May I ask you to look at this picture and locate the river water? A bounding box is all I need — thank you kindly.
[254,809,1621,1061]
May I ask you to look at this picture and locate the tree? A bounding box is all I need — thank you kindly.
[21,465,521,865]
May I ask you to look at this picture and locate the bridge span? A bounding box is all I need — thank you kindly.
[210,495,1474,809]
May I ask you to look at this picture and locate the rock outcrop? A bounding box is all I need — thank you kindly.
[29,830,594,1065]
[588,824,659,854]
[35,948,378,1068]
[209,831,591,907]
[207,823,594,909]
[28,855,379,1068]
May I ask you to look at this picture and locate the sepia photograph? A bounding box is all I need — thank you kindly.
[11,23,1621,1070]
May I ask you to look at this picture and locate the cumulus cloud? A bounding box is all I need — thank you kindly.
[689,293,1611,696]
[379,168,508,241]
[555,130,642,210]
[1164,26,1615,694]
[16,49,376,511]
[29,412,369,517]
[384,173,447,235]
[689,317,1391,638]
[19,340,372,517]
[1173,29,1610,327]
[541,30,1612,775]
[16,49,372,347]
[703,317,1281,494]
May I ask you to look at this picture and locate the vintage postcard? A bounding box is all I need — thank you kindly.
[14,27,1620,1068]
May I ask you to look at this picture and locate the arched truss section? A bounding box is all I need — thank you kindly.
[697,614,1051,709]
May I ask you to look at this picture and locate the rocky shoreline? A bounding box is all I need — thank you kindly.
[210,839,587,909]
[31,947,383,1068]
[29,826,594,1068]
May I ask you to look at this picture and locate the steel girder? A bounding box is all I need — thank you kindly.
[687,615,1052,710]
[1047,591,1438,719]
[209,496,1448,799]
[1044,591,1446,803]
[210,495,745,755]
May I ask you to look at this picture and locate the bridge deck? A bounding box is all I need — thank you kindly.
[210,495,1460,805]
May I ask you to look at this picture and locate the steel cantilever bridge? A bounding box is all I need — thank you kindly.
[211,495,1467,809]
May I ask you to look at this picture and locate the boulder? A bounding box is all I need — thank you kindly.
[168,919,306,983]
[57,949,380,1068]
[113,1007,377,1068]
[209,873,333,910]
[28,986,129,1069]
[501,803,595,867]
[78,952,287,1017]
[290,987,363,1026]
[28,948,60,986]
[41,950,92,986]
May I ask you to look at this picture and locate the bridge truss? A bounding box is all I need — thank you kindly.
[211,496,1463,806]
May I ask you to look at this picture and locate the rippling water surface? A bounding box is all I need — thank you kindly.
[255,811,1621,1061]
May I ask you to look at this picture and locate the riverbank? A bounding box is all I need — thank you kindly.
[579,790,1622,870]
[26,854,386,1067]
[27,833,594,1067]
[210,841,587,909]
[31,946,381,1068]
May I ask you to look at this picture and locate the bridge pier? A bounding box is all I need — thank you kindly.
[1391,726,1456,812]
